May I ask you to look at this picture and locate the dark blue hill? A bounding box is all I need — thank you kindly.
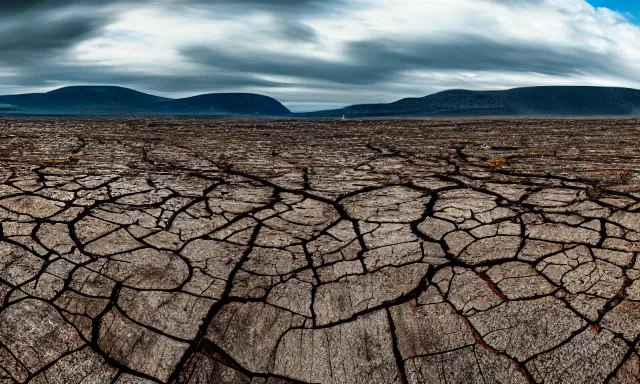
[304,86,640,117]
[164,93,291,116]
[4,85,640,118]
[0,86,291,116]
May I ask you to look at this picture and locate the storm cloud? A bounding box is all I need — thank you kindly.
[2,0,640,111]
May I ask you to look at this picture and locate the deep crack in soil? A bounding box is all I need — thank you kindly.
[0,117,639,384]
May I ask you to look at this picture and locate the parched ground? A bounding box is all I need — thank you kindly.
[0,117,639,384]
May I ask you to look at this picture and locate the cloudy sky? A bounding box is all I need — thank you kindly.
[2,0,640,111]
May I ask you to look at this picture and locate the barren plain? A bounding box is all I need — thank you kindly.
[0,117,639,384]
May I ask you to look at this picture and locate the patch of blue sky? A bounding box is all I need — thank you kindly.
[587,1,640,22]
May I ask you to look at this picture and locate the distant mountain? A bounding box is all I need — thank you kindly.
[0,86,291,116]
[0,86,169,115]
[304,86,640,117]
[164,93,291,116]
[5,85,640,118]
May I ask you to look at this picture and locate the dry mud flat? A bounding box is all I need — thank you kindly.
[0,117,639,384]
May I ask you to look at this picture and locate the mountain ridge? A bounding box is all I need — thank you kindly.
[3,85,640,117]
[0,86,291,116]
[305,86,640,117]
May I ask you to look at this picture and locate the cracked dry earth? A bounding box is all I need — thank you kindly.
[1,118,640,384]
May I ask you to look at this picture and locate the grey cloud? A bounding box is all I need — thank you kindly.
[0,2,120,68]
[202,0,340,11]
[180,46,391,85]
[277,20,318,42]
[487,0,546,4]
[2,0,71,14]
[0,16,102,53]
[1,59,293,95]
[180,32,617,88]
[345,36,616,78]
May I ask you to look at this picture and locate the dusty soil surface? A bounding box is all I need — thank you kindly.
[0,117,639,384]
